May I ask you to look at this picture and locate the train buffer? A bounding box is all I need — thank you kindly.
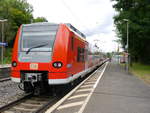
[46,61,150,113]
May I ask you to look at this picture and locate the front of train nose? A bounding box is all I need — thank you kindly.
[11,23,60,94]
[17,23,59,83]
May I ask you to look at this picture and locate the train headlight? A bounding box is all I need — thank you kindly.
[53,62,63,68]
[12,61,17,67]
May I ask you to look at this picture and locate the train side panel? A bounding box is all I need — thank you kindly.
[11,26,21,82]
[67,31,88,81]
[48,24,70,84]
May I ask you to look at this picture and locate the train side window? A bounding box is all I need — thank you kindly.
[77,47,81,62]
[81,48,85,62]
[77,47,85,62]
[71,37,74,50]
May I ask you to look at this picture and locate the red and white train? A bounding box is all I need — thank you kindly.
[11,22,106,94]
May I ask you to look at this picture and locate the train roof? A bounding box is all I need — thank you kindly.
[22,22,86,39]
[22,22,57,27]
[65,23,86,39]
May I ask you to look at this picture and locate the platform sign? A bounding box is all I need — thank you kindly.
[0,42,8,46]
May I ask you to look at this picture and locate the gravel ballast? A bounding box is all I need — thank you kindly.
[0,80,25,107]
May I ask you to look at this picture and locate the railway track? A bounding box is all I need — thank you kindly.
[0,93,62,113]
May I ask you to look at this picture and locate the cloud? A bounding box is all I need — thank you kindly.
[82,2,115,37]
[27,0,117,52]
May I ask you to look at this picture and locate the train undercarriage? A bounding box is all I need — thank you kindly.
[18,71,80,95]
[19,71,49,95]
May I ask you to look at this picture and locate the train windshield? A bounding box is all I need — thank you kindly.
[20,23,58,52]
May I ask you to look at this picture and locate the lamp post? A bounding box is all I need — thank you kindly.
[0,19,7,65]
[123,19,129,71]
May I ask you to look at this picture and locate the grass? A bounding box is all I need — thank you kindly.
[130,63,150,84]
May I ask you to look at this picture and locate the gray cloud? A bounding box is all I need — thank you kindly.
[82,12,114,37]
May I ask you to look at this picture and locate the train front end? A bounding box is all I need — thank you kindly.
[11,23,60,94]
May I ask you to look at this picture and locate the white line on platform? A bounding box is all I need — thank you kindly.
[0,64,11,68]
[84,81,95,84]
[57,101,84,110]
[45,65,103,113]
[68,94,89,100]
[80,84,93,88]
[78,62,108,113]
[76,88,92,92]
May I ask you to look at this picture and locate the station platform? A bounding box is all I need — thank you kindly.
[83,62,150,113]
[0,64,10,79]
[0,64,11,68]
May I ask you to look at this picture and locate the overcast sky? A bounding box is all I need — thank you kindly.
[27,0,118,52]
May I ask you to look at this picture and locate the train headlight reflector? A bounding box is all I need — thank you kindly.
[58,63,62,67]
[53,62,63,68]
[53,63,58,67]
[12,61,17,67]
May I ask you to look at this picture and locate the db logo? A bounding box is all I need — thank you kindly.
[30,63,38,70]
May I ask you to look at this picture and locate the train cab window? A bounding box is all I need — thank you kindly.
[21,23,58,52]
[77,47,85,62]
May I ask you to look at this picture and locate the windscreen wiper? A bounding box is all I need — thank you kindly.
[26,43,48,54]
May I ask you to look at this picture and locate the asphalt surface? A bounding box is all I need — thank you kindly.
[83,61,150,113]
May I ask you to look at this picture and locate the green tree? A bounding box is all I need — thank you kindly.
[112,0,150,64]
[0,0,48,64]
[0,0,33,46]
[33,17,48,22]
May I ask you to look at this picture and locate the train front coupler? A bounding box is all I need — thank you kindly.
[21,73,45,95]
